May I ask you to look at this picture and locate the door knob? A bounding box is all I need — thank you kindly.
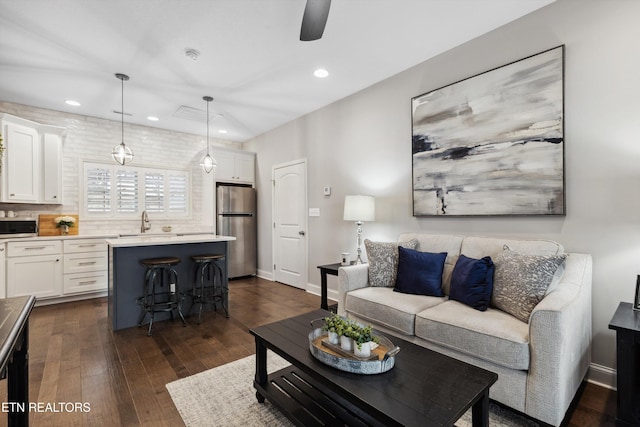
[299,231,306,236]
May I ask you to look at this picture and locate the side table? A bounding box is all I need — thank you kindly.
[316,263,345,312]
[608,301,640,426]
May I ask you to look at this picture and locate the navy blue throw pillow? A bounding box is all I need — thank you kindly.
[394,247,447,297]
[449,254,495,311]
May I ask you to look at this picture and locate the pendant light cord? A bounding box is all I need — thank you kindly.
[206,98,210,155]
[121,76,124,144]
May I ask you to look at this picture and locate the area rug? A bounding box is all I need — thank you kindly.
[166,352,537,426]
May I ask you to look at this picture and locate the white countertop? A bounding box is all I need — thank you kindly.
[0,234,117,243]
[105,234,236,248]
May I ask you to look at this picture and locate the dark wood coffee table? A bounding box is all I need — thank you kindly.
[250,310,498,427]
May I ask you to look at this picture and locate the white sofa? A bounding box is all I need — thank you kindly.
[337,233,592,427]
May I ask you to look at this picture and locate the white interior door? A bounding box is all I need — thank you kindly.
[273,159,307,289]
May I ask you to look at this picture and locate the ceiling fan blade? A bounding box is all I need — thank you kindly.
[300,0,331,41]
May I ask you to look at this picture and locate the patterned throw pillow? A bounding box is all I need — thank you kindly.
[364,239,419,287]
[492,247,567,323]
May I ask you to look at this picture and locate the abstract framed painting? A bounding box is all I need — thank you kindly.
[411,46,565,216]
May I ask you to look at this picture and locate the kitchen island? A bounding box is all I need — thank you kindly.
[106,234,235,331]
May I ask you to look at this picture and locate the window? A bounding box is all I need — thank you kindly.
[82,162,190,219]
[144,172,164,214]
[116,169,138,213]
[85,165,111,214]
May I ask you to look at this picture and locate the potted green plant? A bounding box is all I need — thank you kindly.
[353,324,379,358]
[322,313,341,345]
[340,320,355,351]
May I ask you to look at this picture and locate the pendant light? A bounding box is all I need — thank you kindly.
[111,73,134,165]
[200,95,216,174]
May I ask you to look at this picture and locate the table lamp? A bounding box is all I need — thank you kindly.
[343,195,375,264]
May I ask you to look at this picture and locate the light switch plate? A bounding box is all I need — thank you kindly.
[323,186,331,196]
[309,208,320,217]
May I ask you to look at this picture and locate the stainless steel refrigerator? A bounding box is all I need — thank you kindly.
[216,184,257,278]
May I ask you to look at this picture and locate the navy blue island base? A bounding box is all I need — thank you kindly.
[107,237,231,331]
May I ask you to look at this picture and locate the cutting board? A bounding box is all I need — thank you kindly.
[38,214,79,236]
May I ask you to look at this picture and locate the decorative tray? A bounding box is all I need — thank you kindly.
[308,319,400,375]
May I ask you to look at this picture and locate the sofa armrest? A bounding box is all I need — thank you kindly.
[526,253,593,426]
[337,264,369,316]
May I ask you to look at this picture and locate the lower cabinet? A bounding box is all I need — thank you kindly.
[7,253,63,299]
[63,239,108,294]
[4,238,108,301]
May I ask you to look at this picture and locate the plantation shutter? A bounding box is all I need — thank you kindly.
[85,165,112,214]
[115,169,139,214]
[168,173,188,215]
[144,172,164,214]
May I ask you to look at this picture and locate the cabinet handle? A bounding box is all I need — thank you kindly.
[78,261,97,265]
[79,280,97,285]
[0,247,4,252]
[53,195,57,199]
[9,193,15,196]
[25,246,47,250]
[78,244,97,248]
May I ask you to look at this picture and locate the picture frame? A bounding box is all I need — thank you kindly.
[634,275,640,311]
[411,45,565,216]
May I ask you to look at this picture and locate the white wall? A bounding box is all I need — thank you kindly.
[0,101,242,234]
[245,0,640,379]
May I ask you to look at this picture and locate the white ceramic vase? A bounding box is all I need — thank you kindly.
[328,331,339,345]
[354,341,371,358]
[340,336,353,352]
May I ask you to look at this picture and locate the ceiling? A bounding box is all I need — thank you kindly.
[0,0,555,142]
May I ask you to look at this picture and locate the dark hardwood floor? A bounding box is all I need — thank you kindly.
[0,277,617,426]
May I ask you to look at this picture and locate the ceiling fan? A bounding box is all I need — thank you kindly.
[300,0,331,41]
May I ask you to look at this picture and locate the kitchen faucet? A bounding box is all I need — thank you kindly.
[141,210,151,233]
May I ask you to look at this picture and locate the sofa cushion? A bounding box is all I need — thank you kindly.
[492,247,567,323]
[415,300,530,370]
[364,239,418,287]
[449,255,494,311]
[394,247,447,297]
[345,287,445,335]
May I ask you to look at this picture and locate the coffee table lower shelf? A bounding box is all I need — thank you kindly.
[254,365,391,427]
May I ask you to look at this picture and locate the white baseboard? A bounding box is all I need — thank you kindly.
[35,291,108,307]
[257,269,273,281]
[587,363,616,390]
[306,283,338,303]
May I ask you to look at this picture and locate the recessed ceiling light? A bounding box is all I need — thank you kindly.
[65,99,81,106]
[147,116,159,122]
[314,68,329,78]
[218,129,228,134]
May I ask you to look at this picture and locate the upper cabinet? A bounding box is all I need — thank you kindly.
[0,113,64,204]
[212,148,255,184]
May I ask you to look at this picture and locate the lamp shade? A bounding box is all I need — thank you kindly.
[343,195,375,222]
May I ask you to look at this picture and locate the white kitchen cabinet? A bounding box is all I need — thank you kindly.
[42,132,63,203]
[63,238,108,295]
[7,239,63,299]
[2,121,39,202]
[3,238,108,301]
[212,149,255,183]
[0,113,64,204]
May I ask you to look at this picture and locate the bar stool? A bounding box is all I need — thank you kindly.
[137,257,187,336]
[190,254,229,324]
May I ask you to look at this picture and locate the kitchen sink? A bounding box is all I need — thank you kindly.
[118,232,177,237]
